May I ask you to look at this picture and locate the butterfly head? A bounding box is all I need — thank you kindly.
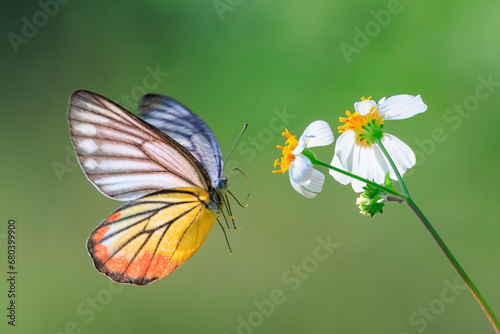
[209,170,249,226]
[217,178,228,191]
[206,178,228,214]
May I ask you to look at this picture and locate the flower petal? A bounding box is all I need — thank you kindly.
[354,100,377,116]
[289,154,313,185]
[290,178,314,198]
[330,132,389,192]
[295,120,334,151]
[378,94,427,120]
[350,145,388,193]
[293,138,306,155]
[350,144,366,192]
[304,168,325,193]
[365,145,387,189]
[290,169,324,198]
[380,133,416,176]
[329,131,356,184]
[372,142,394,179]
[330,155,350,185]
[333,130,356,169]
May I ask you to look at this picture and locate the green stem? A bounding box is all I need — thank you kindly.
[376,138,499,332]
[302,140,499,331]
[374,138,410,196]
[302,150,400,197]
[405,198,500,333]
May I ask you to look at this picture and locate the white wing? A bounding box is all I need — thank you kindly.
[68,90,211,201]
[138,94,223,185]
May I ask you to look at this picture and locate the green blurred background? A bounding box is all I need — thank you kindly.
[2,0,500,333]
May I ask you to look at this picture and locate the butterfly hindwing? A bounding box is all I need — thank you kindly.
[87,188,217,285]
[138,94,223,184]
[68,90,212,201]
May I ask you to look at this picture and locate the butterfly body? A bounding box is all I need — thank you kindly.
[68,90,233,285]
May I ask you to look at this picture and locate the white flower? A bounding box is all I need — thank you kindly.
[330,95,427,192]
[274,121,334,198]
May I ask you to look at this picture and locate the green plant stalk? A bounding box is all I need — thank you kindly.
[404,197,500,333]
[304,143,499,332]
[375,139,500,333]
[302,149,400,197]
[374,137,410,196]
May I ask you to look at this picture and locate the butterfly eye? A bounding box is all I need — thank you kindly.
[217,178,228,190]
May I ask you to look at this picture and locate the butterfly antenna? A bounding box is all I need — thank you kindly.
[223,123,248,167]
[217,218,232,254]
[227,167,251,201]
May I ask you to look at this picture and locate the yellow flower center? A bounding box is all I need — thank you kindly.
[338,96,384,146]
[273,129,298,174]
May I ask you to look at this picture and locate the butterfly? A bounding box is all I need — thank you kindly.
[68,90,241,285]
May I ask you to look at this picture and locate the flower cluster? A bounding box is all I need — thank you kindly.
[273,121,334,198]
[356,183,389,217]
[273,94,427,210]
[272,94,500,332]
[331,95,427,192]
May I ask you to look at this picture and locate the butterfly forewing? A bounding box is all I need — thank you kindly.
[87,188,217,285]
[68,90,211,201]
[138,94,223,185]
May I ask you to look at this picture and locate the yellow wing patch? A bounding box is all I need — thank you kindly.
[87,187,217,285]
